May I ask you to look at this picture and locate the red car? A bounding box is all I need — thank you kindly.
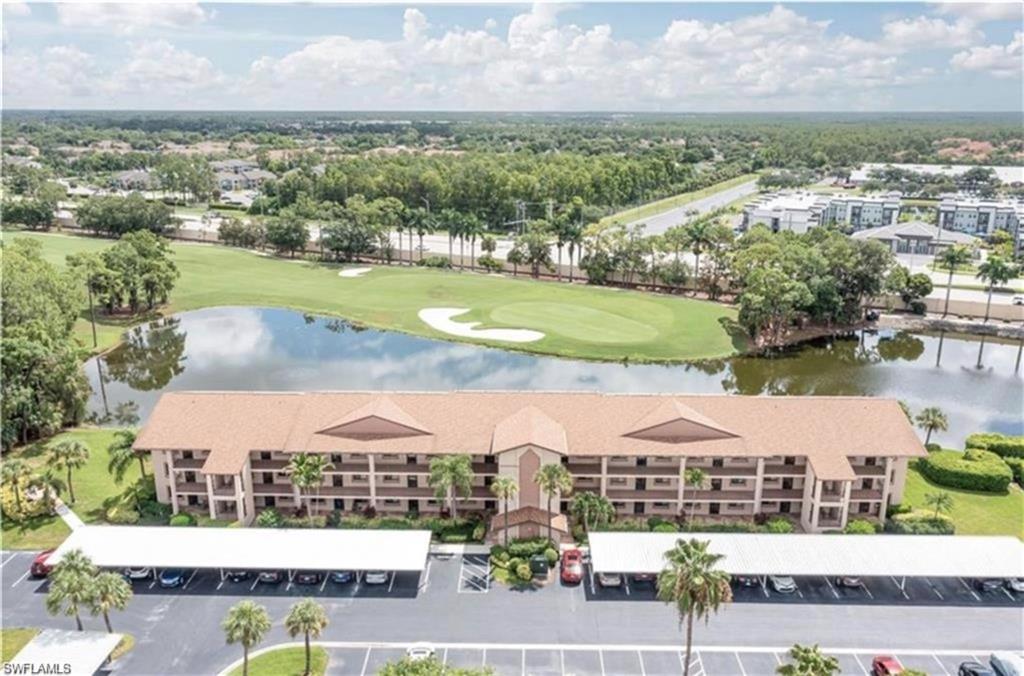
[560,549,583,584]
[30,549,56,578]
[872,656,903,676]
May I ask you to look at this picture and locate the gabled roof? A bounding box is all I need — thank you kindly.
[488,507,569,533]
[492,406,568,455]
[317,396,431,440]
[624,399,738,443]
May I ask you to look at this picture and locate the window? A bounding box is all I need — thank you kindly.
[383,475,399,483]
[729,479,747,487]
[484,455,496,464]
[865,457,876,466]
[712,458,724,468]
[637,458,647,467]
[633,502,645,515]
[653,478,671,486]
[653,502,671,509]
[260,451,272,461]
[384,499,400,506]
[485,500,496,510]
[858,502,870,513]
[783,456,795,465]
[330,454,343,464]
[610,478,627,486]
[407,455,417,464]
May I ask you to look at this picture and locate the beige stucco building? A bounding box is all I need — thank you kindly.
[137,391,925,536]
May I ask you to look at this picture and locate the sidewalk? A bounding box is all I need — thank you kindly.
[54,498,85,531]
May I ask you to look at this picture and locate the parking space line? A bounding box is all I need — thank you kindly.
[624,577,631,596]
[560,649,566,675]
[319,574,328,593]
[481,648,486,666]
[932,655,951,675]
[149,579,157,590]
[773,653,782,665]
[216,579,225,591]
[1001,587,1014,600]
[419,559,432,592]
[824,576,839,600]
[927,579,944,600]
[249,577,259,591]
[442,648,448,664]
[0,552,19,567]
[861,581,874,600]
[598,648,605,676]
[852,654,868,675]
[734,651,747,676]
[387,572,396,593]
[183,569,198,590]
[890,576,910,601]
[360,648,371,676]
[637,650,646,676]
[10,569,31,588]
[958,577,981,602]
[521,647,526,676]
[690,652,704,676]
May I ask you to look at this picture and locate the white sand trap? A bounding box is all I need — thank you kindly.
[338,267,373,278]
[418,307,545,343]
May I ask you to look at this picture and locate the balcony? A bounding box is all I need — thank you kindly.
[172,458,205,470]
[761,489,803,501]
[607,464,682,477]
[252,483,294,496]
[211,485,237,498]
[852,464,886,477]
[174,481,206,495]
[606,488,678,501]
[763,464,806,476]
[699,465,758,478]
[688,489,756,502]
[850,489,884,501]
[565,463,602,476]
[251,459,288,471]
[325,463,371,474]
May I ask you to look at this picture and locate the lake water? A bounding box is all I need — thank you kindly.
[85,306,1023,448]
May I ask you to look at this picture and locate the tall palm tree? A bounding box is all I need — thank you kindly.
[936,244,973,317]
[680,468,707,526]
[89,571,133,633]
[776,644,840,676]
[533,463,573,544]
[27,469,65,514]
[408,207,434,264]
[2,459,31,514]
[45,549,97,632]
[287,453,334,525]
[464,214,484,271]
[657,539,732,676]
[568,491,614,534]
[565,220,584,283]
[914,407,948,446]
[285,598,329,676]
[428,455,474,519]
[684,219,715,296]
[107,429,143,484]
[48,439,90,504]
[976,254,1017,322]
[223,600,272,676]
[924,491,954,519]
[489,476,518,546]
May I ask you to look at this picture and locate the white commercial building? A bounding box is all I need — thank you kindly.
[937,196,1023,244]
[850,163,1024,187]
[742,192,901,234]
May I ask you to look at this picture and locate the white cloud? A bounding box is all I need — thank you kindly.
[3,1,30,17]
[55,2,210,35]
[484,18,497,32]
[881,16,981,49]
[950,30,1023,77]
[402,8,428,42]
[935,2,1023,23]
[112,40,225,95]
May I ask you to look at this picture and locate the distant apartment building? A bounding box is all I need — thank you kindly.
[135,391,925,536]
[212,159,276,191]
[741,192,901,234]
[849,163,1024,188]
[111,169,158,191]
[937,196,1023,246]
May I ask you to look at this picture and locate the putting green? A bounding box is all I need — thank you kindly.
[490,302,661,344]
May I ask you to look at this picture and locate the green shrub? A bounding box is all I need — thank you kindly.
[764,517,794,534]
[917,450,1012,493]
[844,519,878,534]
[489,545,507,559]
[441,533,469,543]
[925,443,942,453]
[1004,457,1024,486]
[965,433,1024,459]
[544,548,558,566]
[681,521,759,533]
[168,513,196,527]
[417,255,451,268]
[886,503,913,518]
[515,563,532,582]
[105,506,140,525]
[507,557,525,573]
[652,522,679,533]
[282,515,327,528]
[885,512,955,535]
[507,538,551,558]
[255,508,283,528]
[597,518,647,532]
[471,522,487,542]
[138,500,172,521]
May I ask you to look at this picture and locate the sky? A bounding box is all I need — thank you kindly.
[1,1,1022,112]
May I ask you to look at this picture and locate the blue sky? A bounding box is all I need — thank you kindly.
[2,2,1021,111]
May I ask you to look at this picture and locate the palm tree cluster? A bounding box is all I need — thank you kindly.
[534,463,573,543]
[2,437,97,520]
[45,549,132,633]
[914,407,948,446]
[428,455,474,519]
[223,598,328,676]
[286,453,334,525]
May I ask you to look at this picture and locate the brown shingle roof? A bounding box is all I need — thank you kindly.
[489,507,569,533]
[492,406,568,455]
[134,391,926,478]
[624,399,738,442]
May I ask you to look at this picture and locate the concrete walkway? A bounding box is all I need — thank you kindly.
[54,498,85,531]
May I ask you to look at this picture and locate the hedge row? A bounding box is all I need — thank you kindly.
[1004,457,1024,486]
[917,450,1013,493]
[884,512,955,535]
[965,433,1024,459]
[253,508,486,541]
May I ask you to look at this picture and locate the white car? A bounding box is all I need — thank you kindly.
[769,575,797,593]
[597,572,623,588]
[406,643,436,662]
[364,570,389,585]
[124,567,153,580]
[1005,578,1024,593]
[1013,295,1024,306]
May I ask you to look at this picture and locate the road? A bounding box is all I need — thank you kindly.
[3,550,1020,675]
[623,179,759,235]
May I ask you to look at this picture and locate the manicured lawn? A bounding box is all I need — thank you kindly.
[1,628,39,664]
[1,428,149,550]
[228,646,328,676]
[599,173,759,226]
[17,231,745,362]
[903,464,1024,539]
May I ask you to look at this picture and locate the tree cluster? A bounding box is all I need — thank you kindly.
[76,194,177,237]
[67,230,180,315]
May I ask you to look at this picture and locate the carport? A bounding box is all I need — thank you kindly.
[49,525,432,583]
[588,533,1024,592]
[7,629,123,675]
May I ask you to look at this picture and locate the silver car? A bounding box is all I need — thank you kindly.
[1005,578,1024,594]
[769,575,797,593]
[365,570,389,585]
[597,572,623,588]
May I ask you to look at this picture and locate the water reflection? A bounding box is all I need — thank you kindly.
[85,307,1023,448]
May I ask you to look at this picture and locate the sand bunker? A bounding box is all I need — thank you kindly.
[338,267,373,278]
[418,308,545,343]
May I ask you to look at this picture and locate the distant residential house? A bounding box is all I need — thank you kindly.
[210,159,260,174]
[215,163,276,192]
[111,169,158,191]
[850,220,978,256]
[741,191,902,234]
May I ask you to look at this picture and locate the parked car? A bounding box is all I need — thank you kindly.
[871,655,903,675]
[959,662,995,676]
[989,652,1023,676]
[596,572,623,588]
[406,644,436,662]
[769,575,797,593]
[1004,578,1024,594]
[295,572,321,585]
[330,571,355,584]
[124,567,153,581]
[835,576,863,588]
[159,569,187,588]
[973,578,1004,593]
[365,570,389,585]
[29,550,55,578]
[257,570,284,584]
[733,576,759,588]
[224,570,250,582]
[560,549,583,585]
[1012,295,1024,306]
[631,573,656,586]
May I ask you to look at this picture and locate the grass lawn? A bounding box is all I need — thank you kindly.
[1,428,149,550]
[1,628,39,664]
[228,646,328,676]
[903,464,1024,539]
[15,231,745,362]
[598,173,759,226]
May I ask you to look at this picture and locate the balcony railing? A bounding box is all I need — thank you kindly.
[171,458,205,470]
[852,464,886,476]
[174,481,206,495]
[763,464,806,476]
[761,489,803,500]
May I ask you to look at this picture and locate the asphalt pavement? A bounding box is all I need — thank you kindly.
[623,179,759,235]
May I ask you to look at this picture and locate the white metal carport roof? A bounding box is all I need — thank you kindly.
[50,525,432,571]
[588,533,1024,578]
[9,629,123,676]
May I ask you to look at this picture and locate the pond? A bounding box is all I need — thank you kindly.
[85,306,1023,448]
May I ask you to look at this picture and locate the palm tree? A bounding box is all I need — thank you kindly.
[533,463,572,544]
[568,491,614,534]
[2,459,31,514]
[914,407,948,445]
[776,644,840,676]
[287,453,334,525]
[409,207,434,263]
[464,214,483,271]
[47,439,90,504]
[657,539,732,676]
[976,254,1017,322]
[489,476,518,546]
[428,455,474,519]
[45,549,97,632]
[107,429,143,484]
[936,244,973,317]
[680,468,707,526]
[565,221,584,283]
[285,598,329,676]
[223,601,272,676]
[89,571,132,633]
[27,469,65,514]
[924,491,954,519]
[684,220,715,296]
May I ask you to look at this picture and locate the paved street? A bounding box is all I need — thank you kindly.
[3,550,1021,675]
[624,179,759,234]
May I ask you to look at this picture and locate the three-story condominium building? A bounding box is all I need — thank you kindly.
[135,391,926,536]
